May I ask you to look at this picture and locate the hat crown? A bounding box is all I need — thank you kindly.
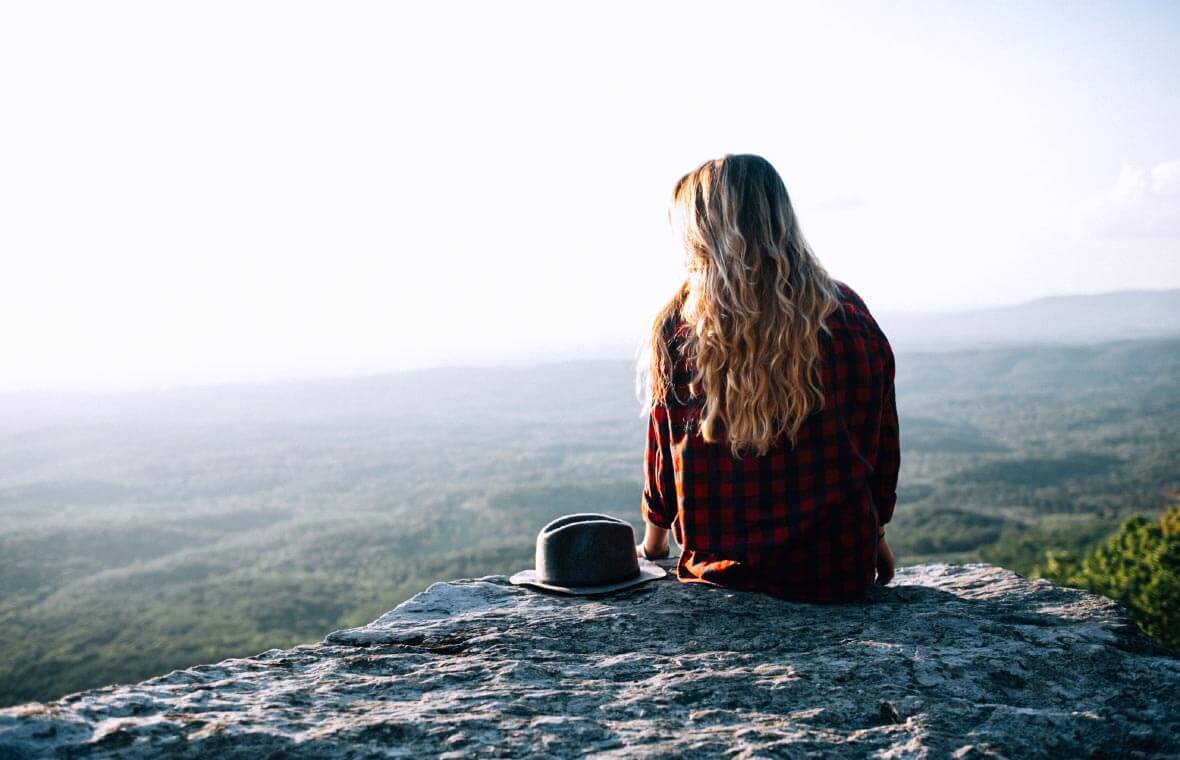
[535,513,640,588]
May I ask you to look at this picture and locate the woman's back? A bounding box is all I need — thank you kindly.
[640,279,899,602]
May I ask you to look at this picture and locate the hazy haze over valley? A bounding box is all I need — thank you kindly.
[2,2,1178,392]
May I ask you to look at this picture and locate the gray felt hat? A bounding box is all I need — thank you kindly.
[509,513,666,595]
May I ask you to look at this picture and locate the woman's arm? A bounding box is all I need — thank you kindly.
[870,341,900,528]
[639,403,677,558]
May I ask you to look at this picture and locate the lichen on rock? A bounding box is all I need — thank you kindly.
[1,562,1177,758]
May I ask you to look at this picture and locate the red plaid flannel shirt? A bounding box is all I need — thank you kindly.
[641,280,899,603]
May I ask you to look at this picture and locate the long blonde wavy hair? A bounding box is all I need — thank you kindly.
[637,154,841,458]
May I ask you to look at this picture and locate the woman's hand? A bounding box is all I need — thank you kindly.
[638,523,671,560]
[875,534,895,586]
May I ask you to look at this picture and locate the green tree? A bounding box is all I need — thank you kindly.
[1034,503,1180,650]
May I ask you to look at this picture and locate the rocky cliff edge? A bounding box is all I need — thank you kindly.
[1,562,1177,759]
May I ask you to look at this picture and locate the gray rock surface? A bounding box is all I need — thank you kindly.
[1,562,1177,759]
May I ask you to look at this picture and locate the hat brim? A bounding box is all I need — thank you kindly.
[508,558,667,596]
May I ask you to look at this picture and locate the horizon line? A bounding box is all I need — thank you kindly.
[2,285,1178,399]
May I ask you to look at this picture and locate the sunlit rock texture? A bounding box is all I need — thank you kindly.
[1,562,1177,758]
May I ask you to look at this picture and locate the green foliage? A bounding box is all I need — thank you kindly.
[952,453,1123,488]
[901,417,1010,454]
[1033,504,1180,650]
[978,515,1125,576]
[890,506,1009,555]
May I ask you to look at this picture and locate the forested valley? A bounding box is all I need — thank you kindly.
[1,334,1177,706]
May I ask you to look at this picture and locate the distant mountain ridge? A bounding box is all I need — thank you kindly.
[876,288,1180,352]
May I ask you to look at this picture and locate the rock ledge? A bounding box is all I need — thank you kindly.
[1,562,1177,758]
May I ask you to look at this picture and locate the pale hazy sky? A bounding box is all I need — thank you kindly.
[2,1,1178,391]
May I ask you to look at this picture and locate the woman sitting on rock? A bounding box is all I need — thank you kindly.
[637,153,899,603]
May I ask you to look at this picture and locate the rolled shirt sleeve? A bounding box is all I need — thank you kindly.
[641,404,677,529]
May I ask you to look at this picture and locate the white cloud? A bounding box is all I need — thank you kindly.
[1074,161,1180,241]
